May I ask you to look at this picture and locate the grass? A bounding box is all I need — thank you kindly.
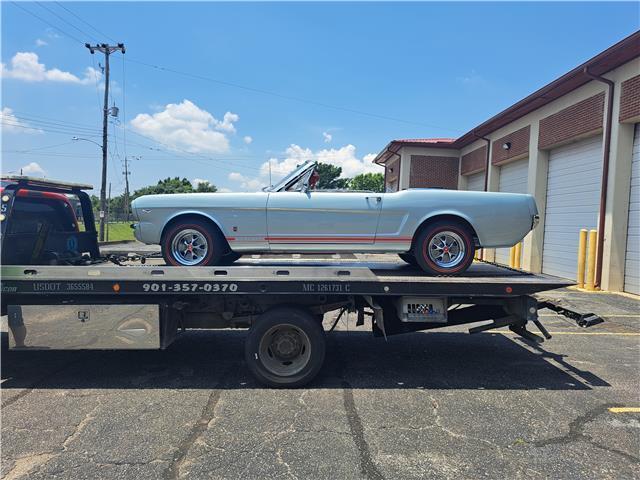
[103,222,135,242]
[78,221,136,242]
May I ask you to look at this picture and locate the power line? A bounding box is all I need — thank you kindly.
[7,111,104,129]
[10,2,84,45]
[116,126,262,173]
[9,114,102,134]
[3,141,74,153]
[123,56,462,133]
[35,2,97,42]
[1,120,101,137]
[53,2,117,43]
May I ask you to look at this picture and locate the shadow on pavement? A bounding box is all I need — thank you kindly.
[1,330,609,392]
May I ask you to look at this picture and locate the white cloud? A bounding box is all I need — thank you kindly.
[216,112,239,133]
[1,107,43,134]
[243,135,253,145]
[0,52,101,85]
[35,38,48,47]
[227,171,263,191]
[130,100,239,154]
[322,131,332,143]
[227,143,383,192]
[21,162,46,177]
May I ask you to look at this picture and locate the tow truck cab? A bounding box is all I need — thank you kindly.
[0,176,99,265]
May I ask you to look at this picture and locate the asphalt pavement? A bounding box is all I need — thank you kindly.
[1,300,639,479]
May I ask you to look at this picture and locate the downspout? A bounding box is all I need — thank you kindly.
[472,131,492,191]
[584,67,614,289]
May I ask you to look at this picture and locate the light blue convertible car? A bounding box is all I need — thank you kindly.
[132,161,539,275]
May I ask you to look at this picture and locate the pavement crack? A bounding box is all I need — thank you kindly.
[276,447,298,480]
[342,380,385,480]
[163,366,232,479]
[533,402,640,463]
[62,402,100,450]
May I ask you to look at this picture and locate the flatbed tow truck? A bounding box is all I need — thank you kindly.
[0,176,596,387]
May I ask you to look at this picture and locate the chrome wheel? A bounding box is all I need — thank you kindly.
[170,229,209,266]
[258,324,311,377]
[427,231,465,268]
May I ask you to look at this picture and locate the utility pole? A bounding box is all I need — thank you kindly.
[123,156,131,221]
[85,43,125,241]
[106,182,112,242]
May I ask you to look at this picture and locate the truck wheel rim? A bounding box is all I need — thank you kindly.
[171,229,209,266]
[426,231,465,269]
[259,324,311,377]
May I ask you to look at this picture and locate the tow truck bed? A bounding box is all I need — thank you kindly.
[2,260,568,297]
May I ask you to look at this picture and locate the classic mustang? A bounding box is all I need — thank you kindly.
[131,161,539,275]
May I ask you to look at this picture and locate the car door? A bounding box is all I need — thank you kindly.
[266,191,382,248]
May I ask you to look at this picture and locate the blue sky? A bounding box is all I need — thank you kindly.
[2,2,638,194]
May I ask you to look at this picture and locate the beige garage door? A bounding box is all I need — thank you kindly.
[624,124,640,295]
[495,158,529,265]
[542,135,603,280]
[466,171,485,191]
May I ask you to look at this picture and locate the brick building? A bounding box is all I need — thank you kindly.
[373,31,640,294]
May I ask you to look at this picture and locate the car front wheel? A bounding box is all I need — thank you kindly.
[162,219,223,266]
[413,221,475,275]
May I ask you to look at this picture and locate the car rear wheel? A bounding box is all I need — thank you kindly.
[413,220,475,275]
[245,306,326,388]
[162,219,223,266]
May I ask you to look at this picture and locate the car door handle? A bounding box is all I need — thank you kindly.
[365,196,382,202]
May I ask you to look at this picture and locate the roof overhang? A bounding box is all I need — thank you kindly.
[373,139,456,164]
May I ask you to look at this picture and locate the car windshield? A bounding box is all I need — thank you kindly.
[265,161,315,192]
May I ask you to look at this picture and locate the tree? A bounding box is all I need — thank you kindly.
[315,163,349,190]
[93,178,218,221]
[132,177,195,197]
[195,181,217,193]
[349,173,384,193]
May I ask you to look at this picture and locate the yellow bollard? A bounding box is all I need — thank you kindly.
[577,229,588,289]
[509,246,516,268]
[586,229,597,291]
[514,242,522,269]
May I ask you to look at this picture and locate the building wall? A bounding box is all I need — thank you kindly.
[409,155,459,189]
[492,126,530,165]
[619,74,640,122]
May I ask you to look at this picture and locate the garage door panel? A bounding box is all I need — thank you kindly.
[542,136,602,280]
[624,124,640,294]
[466,172,485,191]
[495,158,529,265]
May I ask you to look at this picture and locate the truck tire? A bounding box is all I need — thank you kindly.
[245,306,326,388]
[162,218,224,267]
[413,220,475,275]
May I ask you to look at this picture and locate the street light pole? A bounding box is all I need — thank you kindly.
[85,43,125,241]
